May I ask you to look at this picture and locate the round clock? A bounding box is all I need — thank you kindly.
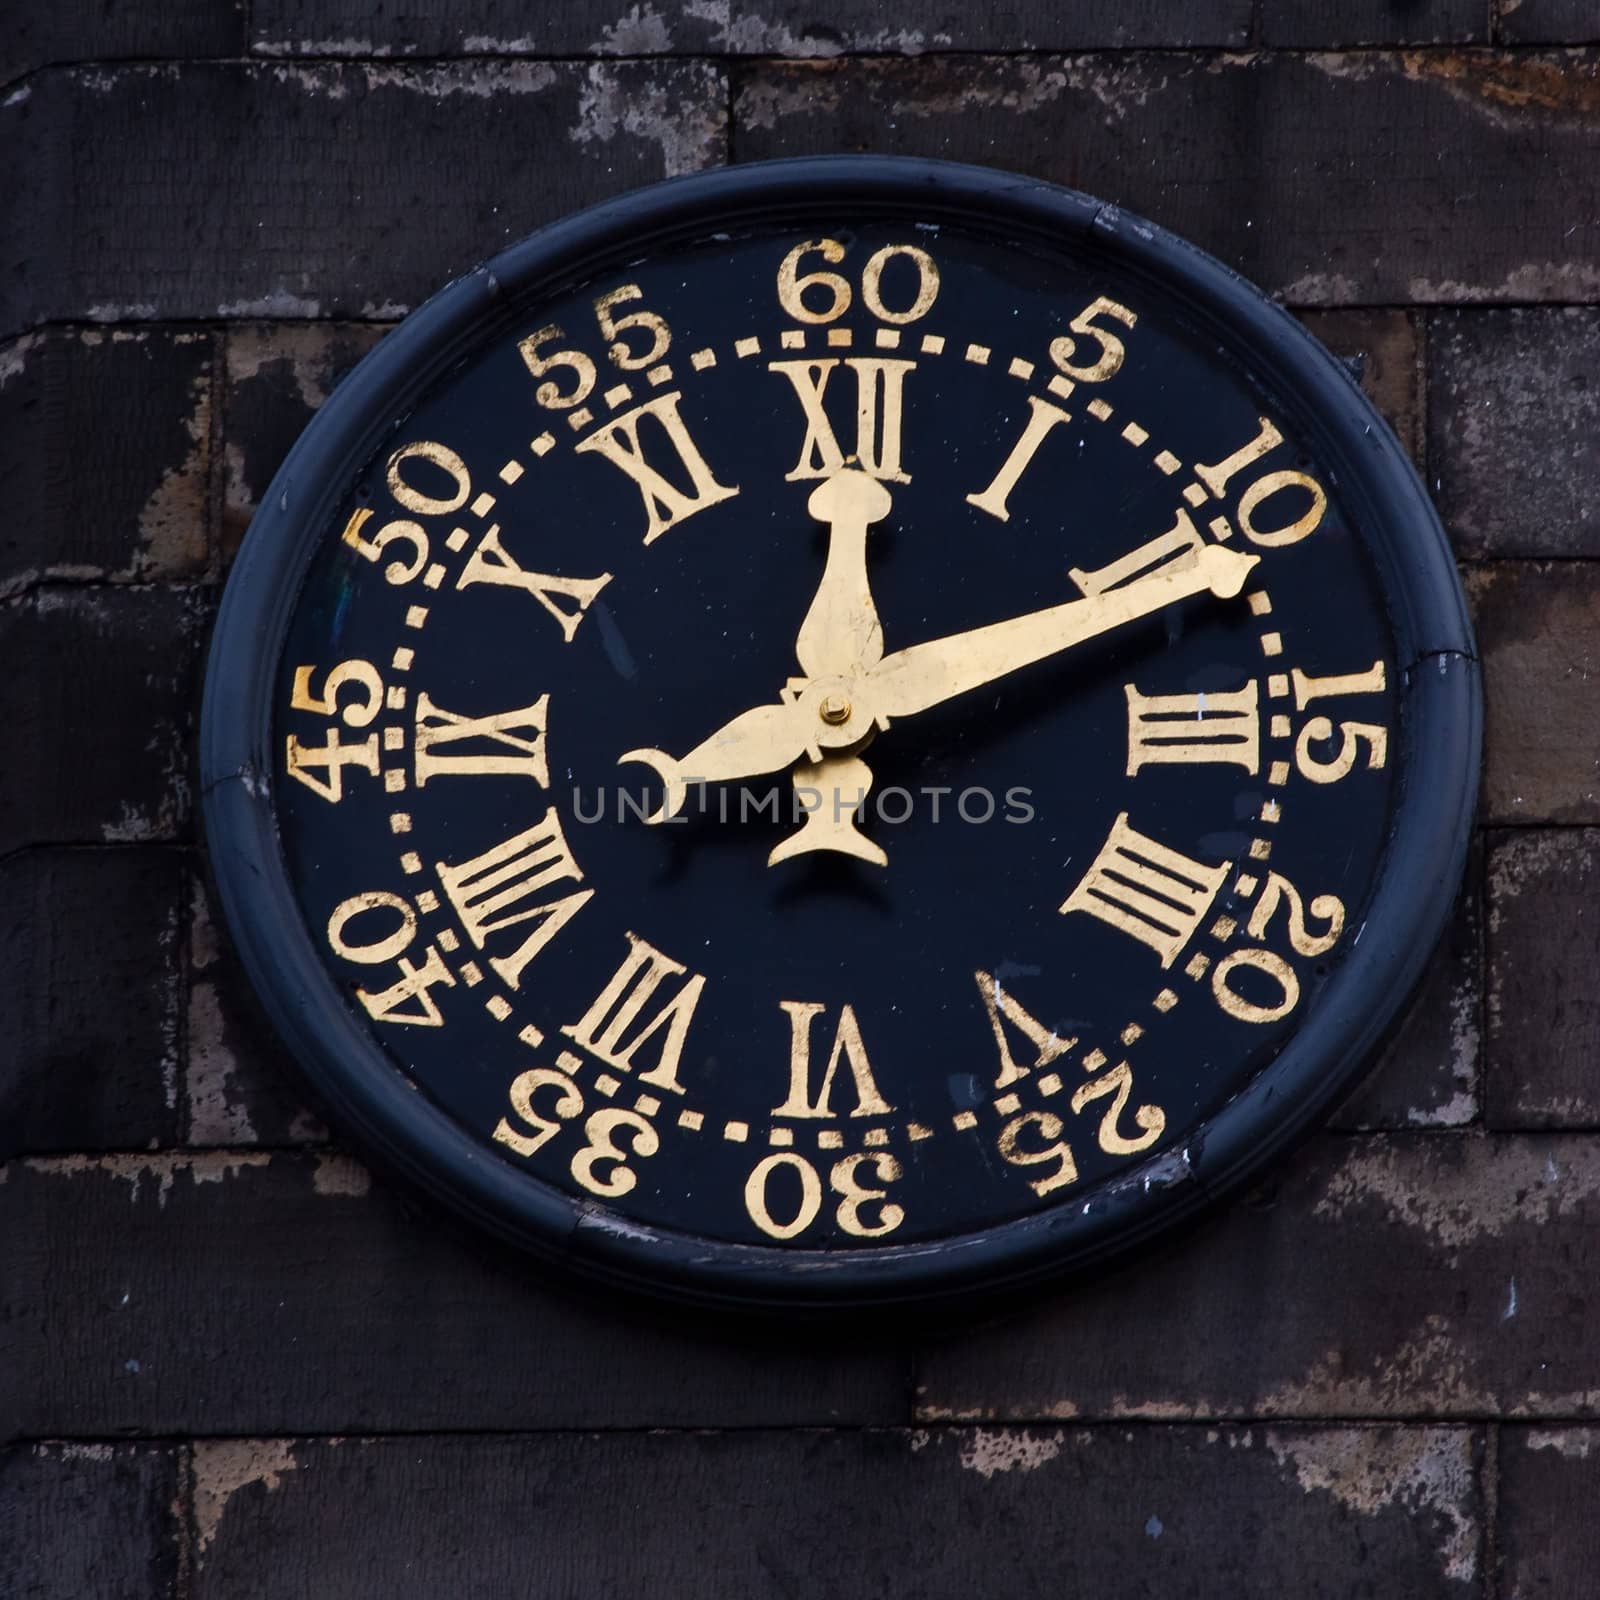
[200,157,1479,1310]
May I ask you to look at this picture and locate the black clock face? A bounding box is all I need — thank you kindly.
[201,159,1478,1309]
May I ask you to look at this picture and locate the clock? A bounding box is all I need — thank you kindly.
[200,157,1479,1311]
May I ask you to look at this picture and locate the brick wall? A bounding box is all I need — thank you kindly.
[4,7,1599,1595]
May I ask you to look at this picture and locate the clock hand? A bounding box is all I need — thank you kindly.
[619,702,813,824]
[863,543,1259,721]
[617,469,896,824]
[768,753,888,868]
[793,469,893,678]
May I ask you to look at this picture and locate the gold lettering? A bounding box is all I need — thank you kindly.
[1070,1061,1165,1155]
[1071,506,1205,597]
[561,932,706,1094]
[573,391,738,543]
[413,692,549,787]
[436,808,591,988]
[456,524,612,642]
[774,1001,893,1118]
[974,970,1076,1090]
[966,395,1072,521]
[768,357,914,483]
[1059,812,1228,968]
[1124,680,1260,775]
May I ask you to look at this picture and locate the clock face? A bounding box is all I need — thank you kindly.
[201,159,1478,1309]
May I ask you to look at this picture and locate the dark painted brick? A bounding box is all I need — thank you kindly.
[734,52,1600,306]
[1,1152,907,1436]
[0,587,204,855]
[0,329,212,598]
[190,1427,1482,1599]
[3,1,242,87]
[1333,843,1480,1130]
[1263,0,1488,44]
[915,1134,1600,1421]
[0,62,727,338]
[1499,0,1600,43]
[222,323,387,562]
[1471,563,1600,825]
[186,870,326,1146]
[1499,1427,1600,1599]
[1431,310,1600,559]
[1299,308,1422,463]
[0,1442,181,1599]
[0,848,185,1157]
[1487,830,1600,1127]
[248,1,1250,56]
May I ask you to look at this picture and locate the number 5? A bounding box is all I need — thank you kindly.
[594,285,671,369]
[1050,296,1138,383]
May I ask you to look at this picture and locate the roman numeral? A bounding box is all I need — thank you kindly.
[974,971,1077,1089]
[773,1001,893,1119]
[966,395,1073,521]
[561,932,706,1094]
[1059,812,1228,968]
[573,391,739,544]
[768,357,915,483]
[1071,507,1205,597]
[435,808,592,989]
[456,524,612,642]
[413,693,549,787]
[1124,680,1260,775]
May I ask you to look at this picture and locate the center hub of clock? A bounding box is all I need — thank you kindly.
[818,693,852,725]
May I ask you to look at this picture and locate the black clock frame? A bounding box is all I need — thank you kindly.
[199,156,1480,1311]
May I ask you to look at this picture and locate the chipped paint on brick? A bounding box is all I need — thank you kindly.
[137,363,210,578]
[957,1428,1065,1477]
[26,1152,272,1207]
[311,1153,372,1197]
[594,3,678,54]
[571,62,726,177]
[1401,48,1600,130]
[253,38,397,59]
[193,1439,299,1557]
[187,981,259,1146]
[1267,1427,1478,1583]
[1276,272,1365,305]
[0,333,34,387]
[1315,1137,1600,1248]
[361,61,559,100]
[736,66,846,130]
[217,293,324,319]
[1525,1429,1597,1458]
[1410,263,1600,301]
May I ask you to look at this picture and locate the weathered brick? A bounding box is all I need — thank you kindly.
[249,0,725,57]
[1487,830,1600,1127]
[0,62,728,338]
[1299,308,1422,463]
[1499,0,1600,43]
[186,872,326,1146]
[1333,846,1481,1130]
[915,1134,1600,1421]
[222,324,387,562]
[733,52,1600,306]
[1498,1428,1600,1598]
[0,1153,908,1436]
[248,0,1250,57]
[1263,0,1488,44]
[3,0,242,87]
[189,1427,1482,1598]
[0,588,204,855]
[1431,310,1600,559]
[1471,563,1600,825]
[0,1442,182,1597]
[0,328,212,597]
[0,848,185,1157]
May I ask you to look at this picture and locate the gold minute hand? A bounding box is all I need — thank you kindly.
[864,544,1260,721]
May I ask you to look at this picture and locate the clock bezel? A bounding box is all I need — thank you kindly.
[199,155,1480,1311]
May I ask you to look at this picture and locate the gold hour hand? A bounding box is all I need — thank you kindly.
[619,702,811,824]
[793,469,893,678]
[865,544,1260,721]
